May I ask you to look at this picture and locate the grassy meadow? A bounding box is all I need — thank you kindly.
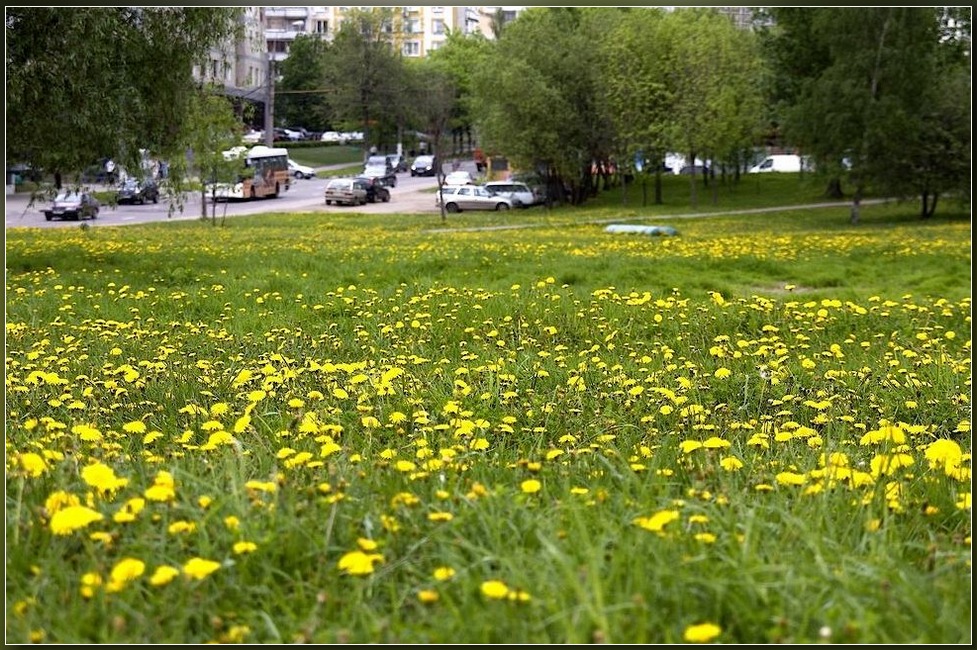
[4,174,972,644]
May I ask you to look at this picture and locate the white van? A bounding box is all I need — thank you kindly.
[748,154,811,173]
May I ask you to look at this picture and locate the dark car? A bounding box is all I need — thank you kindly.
[410,154,438,177]
[116,178,160,205]
[353,176,391,203]
[361,164,397,188]
[44,191,100,221]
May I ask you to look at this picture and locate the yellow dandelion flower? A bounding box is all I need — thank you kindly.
[507,589,531,603]
[224,516,240,530]
[775,472,807,486]
[684,622,721,643]
[433,566,456,581]
[480,580,510,600]
[233,541,258,555]
[110,558,146,584]
[520,479,542,494]
[680,440,704,454]
[417,589,439,604]
[183,557,221,580]
[719,456,744,471]
[633,509,680,533]
[50,505,104,535]
[81,462,129,495]
[428,511,454,522]
[167,520,196,535]
[337,550,384,576]
[16,452,48,478]
[121,420,147,434]
[149,565,180,587]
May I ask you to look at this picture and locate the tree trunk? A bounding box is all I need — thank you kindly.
[850,185,862,225]
[921,191,937,219]
[824,177,844,199]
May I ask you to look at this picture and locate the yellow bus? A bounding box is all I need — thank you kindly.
[208,145,291,200]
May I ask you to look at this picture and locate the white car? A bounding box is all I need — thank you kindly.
[482,181,538,208]
[320,131,347,144]
[436,185,512,213]
[288,159,315,180]
[443,170,475,186]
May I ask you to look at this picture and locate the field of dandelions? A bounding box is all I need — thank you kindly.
[5,192,972,644]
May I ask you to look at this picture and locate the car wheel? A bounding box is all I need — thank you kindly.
[381,192,390,203]
[325,199,332,205]
[446,203,459,214]
[45,213,52,221]
[153,196,158,204]
[496,203,510,211]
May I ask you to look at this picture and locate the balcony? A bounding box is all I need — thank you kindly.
[264,7,308,20]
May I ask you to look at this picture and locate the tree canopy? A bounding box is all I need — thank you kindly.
[6,7,244,182]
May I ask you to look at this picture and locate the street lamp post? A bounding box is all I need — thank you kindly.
[264,54,275,147]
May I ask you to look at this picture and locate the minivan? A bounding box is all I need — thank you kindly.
[748,154,812,174]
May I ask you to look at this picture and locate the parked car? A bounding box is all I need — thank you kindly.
[116,178,160,205]
[323,178,368,206]
[44,190,100,221]
[436,185,512,213]
[365,155,394,172]
[482,180,538,208]
[320,131,346,144]
[353,176,391,203]
[361,164,397,188]
[679,164,710,176]
[410,154,438,177]
[288,158,316,180]
[386,154,408,173]
[444,170,475,186]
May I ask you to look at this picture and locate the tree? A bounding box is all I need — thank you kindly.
[601,8,674,206]
[764,7,970,222]
[406,59,457,222]
[5,7,243,185]
[426,29,495,155]
[472,7,624,206]
[276,34,332,132]
[327,8,406,156]
[168,88,246,222]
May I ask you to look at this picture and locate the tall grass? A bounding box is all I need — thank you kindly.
[4,192,971,644]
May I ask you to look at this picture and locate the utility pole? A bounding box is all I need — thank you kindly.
[264,54,275,147]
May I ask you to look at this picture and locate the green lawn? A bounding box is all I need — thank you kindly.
[4,183,971,644]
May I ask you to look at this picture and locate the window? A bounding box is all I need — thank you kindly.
[402,41,420,57]
[432,19,444,35]
[314,20,328,34]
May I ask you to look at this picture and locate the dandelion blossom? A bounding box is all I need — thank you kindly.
[149,565,180,587]
[337,550,384,576]
[50,506,104,535]
[521,479,542,494]
[684,622,721,643]
[183,557,221,580]
[480,580,510,600]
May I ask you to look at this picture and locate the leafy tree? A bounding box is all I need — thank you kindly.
[656,8,764,207]
[168,88,246,222]
[601,8,674,206]
[425,30,495,155]
[764,7,970,221]
[5,7,243,185]
[327,8,406,156]
[472,7,624,206]
[276,34,332,132]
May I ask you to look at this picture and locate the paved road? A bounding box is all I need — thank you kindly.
[5,160,480,229]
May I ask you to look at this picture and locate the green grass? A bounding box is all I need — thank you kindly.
[4,187,971,644]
